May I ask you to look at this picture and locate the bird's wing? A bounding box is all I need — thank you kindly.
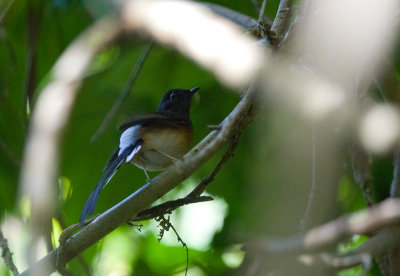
[79,139,143,225]
[118,112,191,131]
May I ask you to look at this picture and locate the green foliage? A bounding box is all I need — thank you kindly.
[0,0,271,274]
[1,0,399,275]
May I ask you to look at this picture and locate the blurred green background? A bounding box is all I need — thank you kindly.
[0,0,398,275]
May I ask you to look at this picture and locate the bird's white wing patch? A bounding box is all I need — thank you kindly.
[126,144,142,162]
[119,125,141,156]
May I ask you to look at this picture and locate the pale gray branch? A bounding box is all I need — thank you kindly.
[19,1,265,274]
[269,0,292,45]
[20,84,257,276]
[348,227,400,258]
[20,16,121,268]
[18,1,400,275]
[122,0,263,87]
[257,0,268,24]
[297,252,372,271]
[254,198,400,254]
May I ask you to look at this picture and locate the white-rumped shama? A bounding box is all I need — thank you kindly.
[79,87,199,225]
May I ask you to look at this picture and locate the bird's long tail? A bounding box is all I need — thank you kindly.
[79,141,142,225]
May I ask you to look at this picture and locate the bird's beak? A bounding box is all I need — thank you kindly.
[190,87,200,94]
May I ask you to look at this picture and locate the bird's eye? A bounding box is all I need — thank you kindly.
[170,92,176,100]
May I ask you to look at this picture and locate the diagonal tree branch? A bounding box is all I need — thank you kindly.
[20,84,258,276]
[19,1,265,274]
[19,1,400,275]
[187,131,242,198]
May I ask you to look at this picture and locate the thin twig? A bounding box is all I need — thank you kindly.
[203,3,272,30]
[0,230,19,276]
[170,222,189,276]
[25,0,45,120]
[373,76,389,104]
[351,144,374,206]
[298,126,318,232]
[0,0,15,28]
[390,149,400,198]
[257,0,267,24]
[296,252,372,271]
[187,132,241,198]
[156,216,189,276]
[91,41,154,141]
[130,196,213,222]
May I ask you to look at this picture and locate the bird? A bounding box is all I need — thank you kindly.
[79,87,199,225]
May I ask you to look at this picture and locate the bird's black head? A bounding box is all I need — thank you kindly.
[157,87,199,120]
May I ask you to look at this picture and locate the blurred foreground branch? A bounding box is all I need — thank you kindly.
[252,198,400,254]
[244,199,400,274]
[18,0,400,275]
[20,16,121,269]
[20,1,264,274]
